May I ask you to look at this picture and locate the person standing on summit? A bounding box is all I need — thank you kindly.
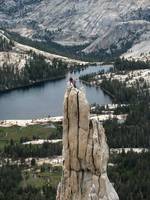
[69,77,76,88]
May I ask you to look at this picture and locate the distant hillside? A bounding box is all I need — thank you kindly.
[0,0,150,60]
[0,30,87,71]
[0,30,86,92]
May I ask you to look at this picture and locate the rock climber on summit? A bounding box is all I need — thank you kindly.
[69,77,76,88]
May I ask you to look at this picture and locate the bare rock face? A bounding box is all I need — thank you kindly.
[56,87,119,200]
[1,0,150,59]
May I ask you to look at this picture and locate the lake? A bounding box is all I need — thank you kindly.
[0,65,112,119]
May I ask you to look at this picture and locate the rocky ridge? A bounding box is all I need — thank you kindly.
[56,87,119,200]
[0,0,150,60]
[0,30,87,69]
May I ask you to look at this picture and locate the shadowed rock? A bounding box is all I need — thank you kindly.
[56,87,119,200]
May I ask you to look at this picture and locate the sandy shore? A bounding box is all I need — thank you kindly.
[0,116,63,127]
[23,139,62,145]
[0,113,128,127]
[110,148,149,154]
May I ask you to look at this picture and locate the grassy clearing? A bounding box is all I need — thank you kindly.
[0,123,62,150]
[21,165,62,189]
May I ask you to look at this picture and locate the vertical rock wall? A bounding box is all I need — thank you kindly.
[56,87,119,200]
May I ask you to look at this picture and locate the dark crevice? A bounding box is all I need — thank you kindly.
[80,170,84,194]
[98,175,101,196]
[96,121,101,146]
[76,171,79,193]
[85,120,91,165]
[66,96,69,148]
[91,121,96,172]
[77,91,80,129]
[66,91,71,175]
[92,138,96,173]
[77,91,81,168]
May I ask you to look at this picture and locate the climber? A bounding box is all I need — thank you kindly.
[69,77,76,88]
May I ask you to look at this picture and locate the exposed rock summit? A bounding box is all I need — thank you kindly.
[56,87,119,200]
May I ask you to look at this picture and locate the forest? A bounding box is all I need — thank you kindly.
[0,163,58,200]
[109,151,150,200]
[91,93,150,148]
[101,79,138,103]
[0,36,14,51]
[0,150,150,200]
[104,102,150,148]
[3,141,62,158]
[114,57,150,71]
[92,75,150,148]
[0,123,62,200]
[0,51,67,92]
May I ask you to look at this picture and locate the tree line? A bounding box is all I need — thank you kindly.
[0,164,57,200]
[0,51,67,92]
[102,80,150,148]
[0,36,14,51]
[109,151,150,200]
[101,79,138,103]
[114,58,150,71]
[2,141,62,158]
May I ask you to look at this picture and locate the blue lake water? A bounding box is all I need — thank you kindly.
[0,65,112,119]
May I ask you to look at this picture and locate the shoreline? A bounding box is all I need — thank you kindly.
[0,116,63,127]
[0,64,113,94]
[80,79,116,100]
[0,113,127,127]
[0,75,66,94]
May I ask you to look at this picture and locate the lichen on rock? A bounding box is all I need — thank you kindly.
[56,87,119,200]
